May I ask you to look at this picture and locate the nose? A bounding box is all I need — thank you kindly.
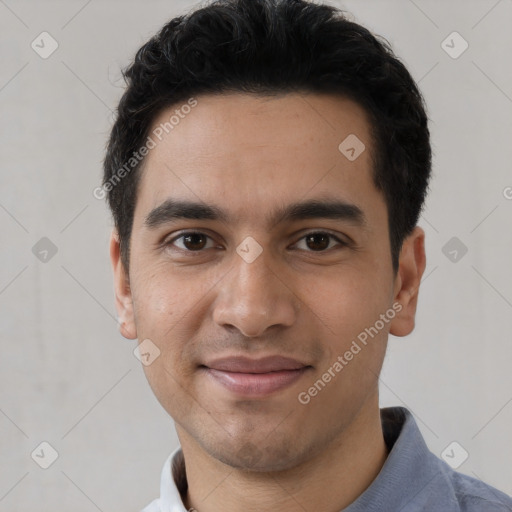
[212,247,298,338]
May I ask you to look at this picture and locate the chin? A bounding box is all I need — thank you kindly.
[204,434,311,473]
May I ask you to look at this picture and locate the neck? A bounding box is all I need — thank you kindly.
[179,394,387,512]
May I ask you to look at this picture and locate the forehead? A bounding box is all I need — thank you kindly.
[134,92,383,227]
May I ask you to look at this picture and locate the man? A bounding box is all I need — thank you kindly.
[102,0,512,510]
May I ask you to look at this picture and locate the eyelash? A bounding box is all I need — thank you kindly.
[165,230,348,253]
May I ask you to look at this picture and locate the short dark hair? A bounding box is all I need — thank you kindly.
[103,0,431,273]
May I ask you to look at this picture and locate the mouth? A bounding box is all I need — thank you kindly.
[200,355,312,397]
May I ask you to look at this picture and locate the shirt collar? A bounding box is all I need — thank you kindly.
[343,406,445,511]
[156,406,445,511]
[157,447,188,511]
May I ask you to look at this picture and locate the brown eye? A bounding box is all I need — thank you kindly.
[169,232,214,251]
[294,231,346,252]
[305,233,330,251]
[183,233,207,250]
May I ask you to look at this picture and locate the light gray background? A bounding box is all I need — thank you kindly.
[1,0,511,510]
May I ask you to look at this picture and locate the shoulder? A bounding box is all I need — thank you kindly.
[445,467,512,511]
[377,407,512,512]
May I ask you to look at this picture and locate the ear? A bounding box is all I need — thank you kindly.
[110,230,137,339]
[389,226,426,337]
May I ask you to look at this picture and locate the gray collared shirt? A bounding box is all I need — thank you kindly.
[141,407,512,511]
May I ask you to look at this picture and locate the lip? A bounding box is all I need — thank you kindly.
[201,356,311,397]
[204,355,308,373]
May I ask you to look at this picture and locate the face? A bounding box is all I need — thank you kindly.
[111,92,424,471]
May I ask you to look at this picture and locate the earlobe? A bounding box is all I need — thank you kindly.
[109,230,138,340]
[389,227,426,337]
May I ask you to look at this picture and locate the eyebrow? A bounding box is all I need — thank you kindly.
[144,198,367,230]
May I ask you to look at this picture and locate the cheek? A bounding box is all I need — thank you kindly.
[129,265,215,368]
[131,281,176,334]
[295,271,391,422]
[130,261,196,335]
[300,265,392,345]
[130,270,203,417]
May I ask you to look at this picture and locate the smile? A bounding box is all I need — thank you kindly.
[201,355,312,397]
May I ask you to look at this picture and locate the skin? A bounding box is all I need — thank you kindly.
[110,92,426,512]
